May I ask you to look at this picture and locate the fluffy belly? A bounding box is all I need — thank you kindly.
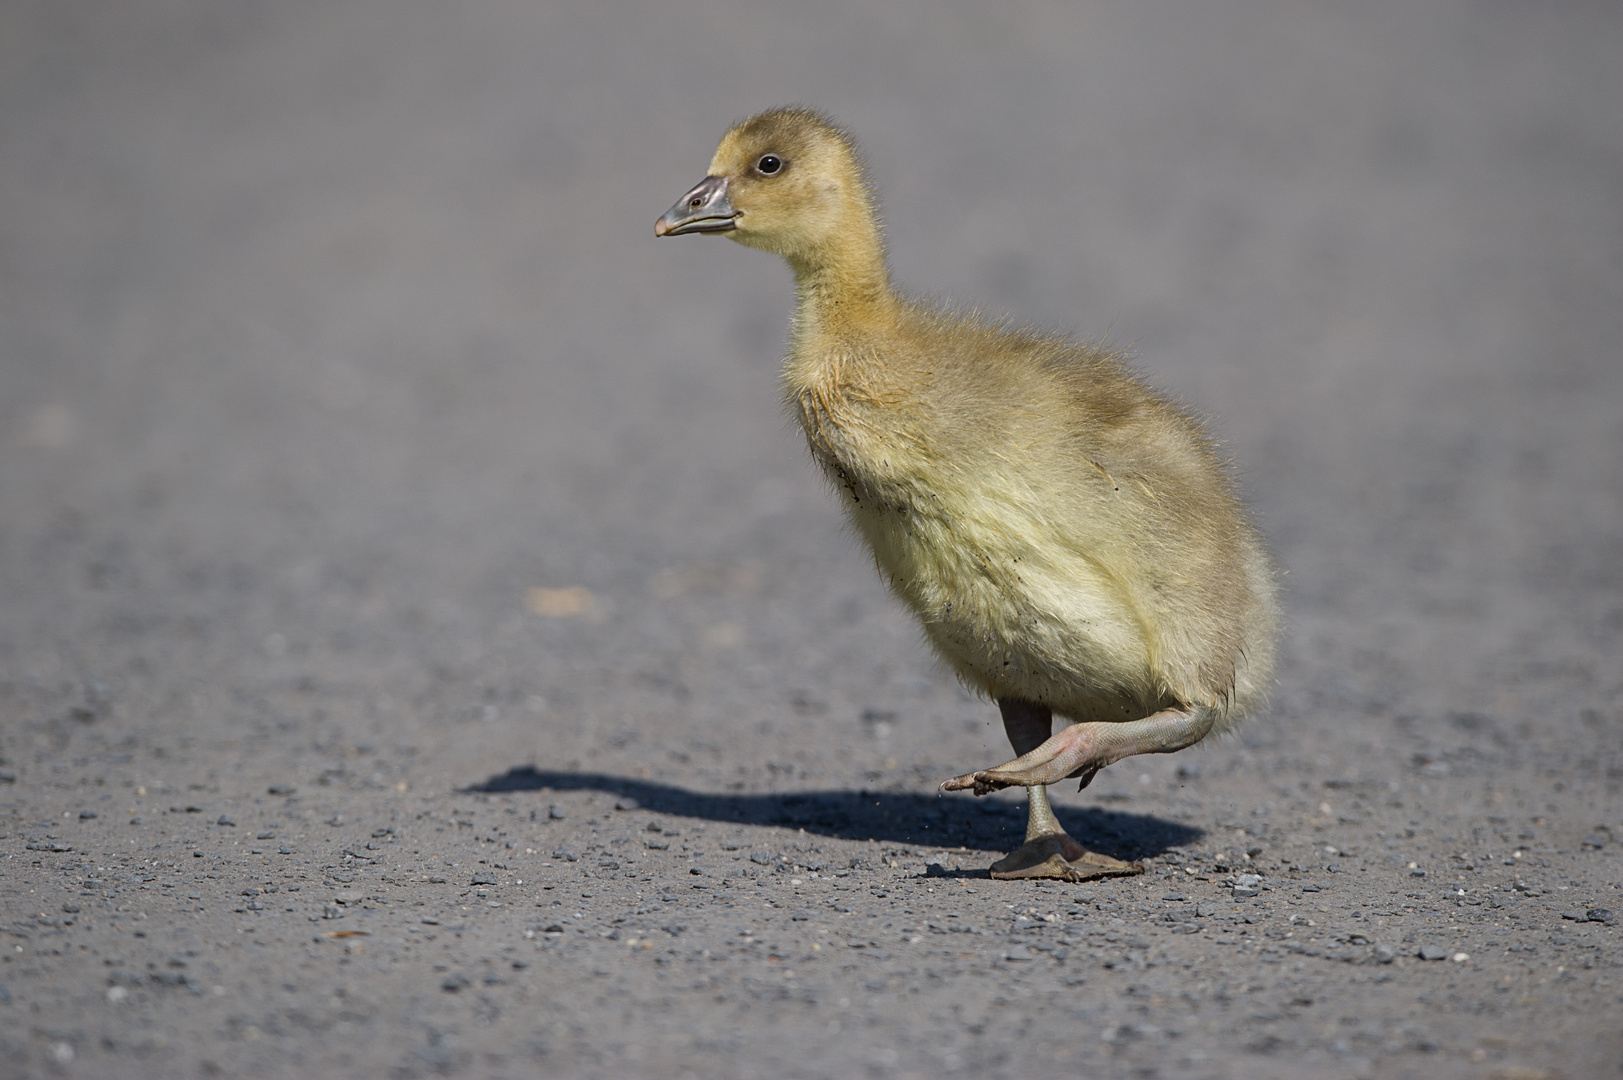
[844,489,1163,720]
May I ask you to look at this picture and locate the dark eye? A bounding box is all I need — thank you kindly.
[755,154,783,176]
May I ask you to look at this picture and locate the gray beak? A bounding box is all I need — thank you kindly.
[655,176,738,236]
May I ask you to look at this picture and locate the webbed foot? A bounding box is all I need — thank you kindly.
[989,832,1142,881]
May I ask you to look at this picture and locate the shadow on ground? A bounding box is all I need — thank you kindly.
[465,766,1202,862]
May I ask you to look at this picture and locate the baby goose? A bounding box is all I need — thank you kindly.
[657,109,1278,881]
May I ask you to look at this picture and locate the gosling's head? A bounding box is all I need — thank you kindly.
[656,108,878,264]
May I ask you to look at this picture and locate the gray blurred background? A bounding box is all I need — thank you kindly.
[2,2,1620,1077]
[4,3,1618,710]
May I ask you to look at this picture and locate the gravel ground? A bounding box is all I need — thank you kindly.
[2,2,1621,1078]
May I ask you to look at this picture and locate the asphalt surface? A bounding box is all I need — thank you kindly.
[2,3,1621,1078]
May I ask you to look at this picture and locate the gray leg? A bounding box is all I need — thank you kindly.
[956,698,1146,881]
[944,705,1217,795]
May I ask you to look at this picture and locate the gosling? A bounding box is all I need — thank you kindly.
[656,108,1279,881]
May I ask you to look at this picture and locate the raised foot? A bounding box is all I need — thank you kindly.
[988,833,1143,882]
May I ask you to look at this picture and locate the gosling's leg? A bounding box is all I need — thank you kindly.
[964,698,1143,882]
[941,704,1217,795]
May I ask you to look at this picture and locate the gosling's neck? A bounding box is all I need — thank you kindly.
[784,208,897,343]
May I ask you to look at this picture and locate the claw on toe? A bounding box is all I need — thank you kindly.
[939,770,1018,796]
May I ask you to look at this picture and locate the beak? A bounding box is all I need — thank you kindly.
[655,176,738,236]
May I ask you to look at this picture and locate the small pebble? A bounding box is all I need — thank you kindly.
[1195,902,1217,918]
[257,831,276,840]
[267,785,296,795]
[217,816,235,827]
[1417,944,1449,961]
[79,810,97,820]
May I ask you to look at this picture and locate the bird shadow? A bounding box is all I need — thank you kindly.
[463,766,1202,864]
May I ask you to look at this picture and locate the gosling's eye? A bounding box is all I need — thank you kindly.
[755,154,783,176]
